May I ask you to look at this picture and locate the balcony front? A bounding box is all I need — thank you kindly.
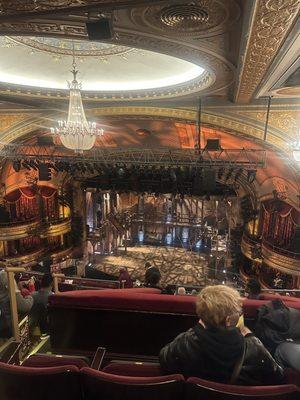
[262,240,300,276]
[0,219,40,241]
[241,232,262,264]
[40,217,71,238]
[4,247,45,268]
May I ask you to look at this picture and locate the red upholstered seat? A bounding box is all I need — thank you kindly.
[103,361,162,376]
[186,377,299,400]
[81,367,185,400]
[22,354,89,368]
[0,362,81,400]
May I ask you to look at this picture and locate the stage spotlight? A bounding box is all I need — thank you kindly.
[28,160,39,170]
[22,161,31,170]
[234,168,243,181]
[225,168,234,181]
[12,160,21,172]
[170,169,177,182]
[117,167,125,177]
[218,167,225,179]
[247,169,257,183]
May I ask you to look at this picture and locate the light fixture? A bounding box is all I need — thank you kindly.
[51,42,103,153]
[291,130,300,162]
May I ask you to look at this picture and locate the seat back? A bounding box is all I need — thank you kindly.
[81,367,184,400]
[102,361,162,377]
[0,362,81,400]
[186,377,299,400]
[22,353,89,368]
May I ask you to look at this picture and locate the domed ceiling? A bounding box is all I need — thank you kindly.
[0,36,208,95]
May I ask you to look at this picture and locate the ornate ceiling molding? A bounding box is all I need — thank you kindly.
[88,106,288,151]
[128,0,240,37]
[0,1,165,18]
[234,110,299,139]
[235,0,300,103]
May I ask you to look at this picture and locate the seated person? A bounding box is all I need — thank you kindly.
[118,267,133,288]
[29,273,53,334]
[275,341,300,372]
[0,270,33,315]
[159,285,283,385]
[144,262,161,286]
[144,271,162,290]
[245,278,262,299]
[176,287,186,296]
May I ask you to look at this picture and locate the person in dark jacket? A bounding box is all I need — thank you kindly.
[159,285,284,385]
[144,262,161,286]
[245,278,262,300]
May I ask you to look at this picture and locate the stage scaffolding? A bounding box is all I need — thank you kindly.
[0,143,266,169]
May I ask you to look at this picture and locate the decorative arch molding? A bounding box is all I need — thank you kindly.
[0,106,298,208]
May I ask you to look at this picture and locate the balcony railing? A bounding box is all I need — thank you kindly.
[40,217,71,238]
[0,219,40,241]
[0,217,71,240]
[262,238,300,260]
[3,247,45,267]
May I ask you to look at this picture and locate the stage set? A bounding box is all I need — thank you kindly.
[86,192,239,287]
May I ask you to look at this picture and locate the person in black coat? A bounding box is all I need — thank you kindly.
[159,285,284,385]
[144,262,161,286]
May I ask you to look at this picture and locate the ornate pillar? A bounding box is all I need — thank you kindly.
[72,181,86,257]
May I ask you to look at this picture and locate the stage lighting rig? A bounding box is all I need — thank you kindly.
[225,168,234,181]
[234,168,243,181]
[247,170,257,183]
[218,167,225,179]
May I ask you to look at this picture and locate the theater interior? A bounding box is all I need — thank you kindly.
[0,1,299,399]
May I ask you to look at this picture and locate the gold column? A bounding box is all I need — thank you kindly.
[5,266,26,341]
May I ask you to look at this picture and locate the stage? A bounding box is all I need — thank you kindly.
[95,245,210,286]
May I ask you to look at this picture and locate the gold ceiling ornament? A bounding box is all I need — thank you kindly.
[235,110,299,138]
[130,0,240,37]
[5,36,135,59]
[0,0,131,15]
[235,0,300,103]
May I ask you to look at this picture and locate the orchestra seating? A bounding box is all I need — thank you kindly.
[48,289,300,357]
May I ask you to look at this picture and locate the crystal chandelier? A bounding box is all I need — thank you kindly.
[291,129,300,163]
[51,43,103,152]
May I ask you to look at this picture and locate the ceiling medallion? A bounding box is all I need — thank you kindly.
[133,0,231,36]
[160,3,209,29]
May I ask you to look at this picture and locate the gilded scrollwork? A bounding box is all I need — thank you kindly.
[235,0,300,103]
[129,0,240,37]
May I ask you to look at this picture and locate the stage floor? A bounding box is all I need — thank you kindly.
[95,245,209,286]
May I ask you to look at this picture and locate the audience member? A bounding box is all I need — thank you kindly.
[118,267,133,288]
[159,285,283,385]
[144,271,162,290]
[275,341,300,372]
[245,278,262,299]
[144,262,161,286]
[177,287,186,296]
[0,270,33,314]
[29,273,53,334]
